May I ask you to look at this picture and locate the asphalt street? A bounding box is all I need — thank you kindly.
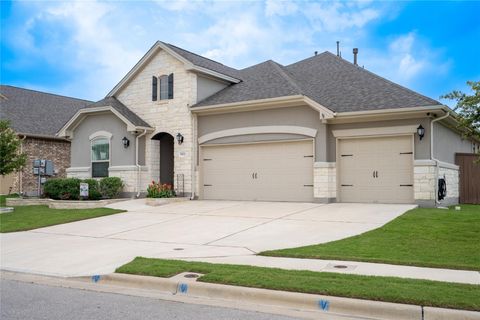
[0,279,302,320]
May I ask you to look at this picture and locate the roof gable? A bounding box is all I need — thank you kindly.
[107,41,241,97]
[57,97,152,138]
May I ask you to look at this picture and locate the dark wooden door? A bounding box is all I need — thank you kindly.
[455,153,480,204]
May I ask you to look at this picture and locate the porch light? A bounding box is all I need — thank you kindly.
[176,133,184,145]
[417,125,425,140]
[122,137,130,148]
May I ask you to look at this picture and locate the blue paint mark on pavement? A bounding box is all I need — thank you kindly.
[91,275,101,283]
[319,299,330,311]
[179,283,188,294]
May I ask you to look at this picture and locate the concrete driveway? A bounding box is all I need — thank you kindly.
[0,200,415,277]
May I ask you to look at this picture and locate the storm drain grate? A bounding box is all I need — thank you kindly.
[173,248,184,251]
[324,263,357,271]
[184,273,200,279]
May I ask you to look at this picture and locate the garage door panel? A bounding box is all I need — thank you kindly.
[339,135,413,204]
[201,140,313,202]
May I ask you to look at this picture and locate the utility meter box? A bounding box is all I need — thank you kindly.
[32,159,55,176]
[45,160,54,176]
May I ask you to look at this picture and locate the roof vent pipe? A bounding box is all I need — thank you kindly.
[336,41,340,57]
[353,48,359,66]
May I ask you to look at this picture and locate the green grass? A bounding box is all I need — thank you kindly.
[261,205,480,271]
[116,257,480,311]
[0,205,124,233]
[0,193,19,207]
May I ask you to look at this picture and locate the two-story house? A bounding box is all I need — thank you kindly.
[57,41,479,206]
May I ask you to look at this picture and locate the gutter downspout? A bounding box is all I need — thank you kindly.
[136,129,147,198]
[190,115,197,200]
[430,111,450,206]
[19,135,27,195]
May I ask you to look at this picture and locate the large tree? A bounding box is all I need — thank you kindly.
[441,80,480,142]
[0,120,27,175]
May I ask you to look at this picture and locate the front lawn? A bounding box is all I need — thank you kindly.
[0,205,124,233]
[261,205,480,271]
[116,257,480,311]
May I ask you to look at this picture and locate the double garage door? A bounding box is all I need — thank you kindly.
[338,135,414,204]
[201,140,314,202]
[200,136,414,204]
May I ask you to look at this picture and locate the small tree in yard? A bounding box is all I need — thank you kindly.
[441,80,480,147]
[0,120,27,176]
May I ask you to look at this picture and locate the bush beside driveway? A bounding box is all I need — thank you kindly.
[261,205,480,271]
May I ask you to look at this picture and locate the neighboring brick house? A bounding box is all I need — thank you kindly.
[0,85,91,195]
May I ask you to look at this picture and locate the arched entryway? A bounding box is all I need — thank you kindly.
[151,132,174,184]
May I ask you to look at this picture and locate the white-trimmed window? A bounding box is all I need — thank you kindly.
[154,73,174,101]
[91,137,110,178]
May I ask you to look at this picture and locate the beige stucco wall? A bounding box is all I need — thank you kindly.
[197,106,327,161]
[433,122,474,164]
[327,118,431,162]
[197,75,228,102]
[70,112,142,168]
[116,49,196,196]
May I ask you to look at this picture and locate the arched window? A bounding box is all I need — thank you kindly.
[91,137,110,178]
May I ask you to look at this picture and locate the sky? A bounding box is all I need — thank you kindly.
[1,0,480,106]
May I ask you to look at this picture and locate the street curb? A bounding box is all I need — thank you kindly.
[76,273,480,320]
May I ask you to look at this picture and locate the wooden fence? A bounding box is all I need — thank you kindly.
[455,153,480,204]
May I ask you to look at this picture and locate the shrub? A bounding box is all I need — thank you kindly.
[44,178,81,200]
[147,181,175,198]
[83,179,101,200]
[99,177,123,199]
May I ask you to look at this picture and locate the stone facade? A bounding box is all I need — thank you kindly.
[108,165,149,194]
[413,161,436,203]
[413,160,459,207]
[116,49,197,197]
[313,162,336,202]
[438,164,460,205]
[12,137,71,196]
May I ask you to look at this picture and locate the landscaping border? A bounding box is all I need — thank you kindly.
[6,198,128,209]
[145,197,190,206]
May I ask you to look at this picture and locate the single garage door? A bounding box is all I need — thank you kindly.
[338,135,414,204]
[201,140,314,202]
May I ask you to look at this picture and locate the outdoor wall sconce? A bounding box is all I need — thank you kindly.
[417,125,425,140]
[176,133,184,145]
[122,137,130,148]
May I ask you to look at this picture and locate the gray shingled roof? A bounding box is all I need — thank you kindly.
[85,96,151,128]
[194,60,303,107]
[193,51,440,112]
[0,85,91,137]
[162,42,242,81]
[284,52,440,112]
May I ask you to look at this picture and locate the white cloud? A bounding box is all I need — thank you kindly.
[388,33,425,79]
[265,0,298,17]
[359,32,451,90]
[40,1,143,97]
[299,2,380,32]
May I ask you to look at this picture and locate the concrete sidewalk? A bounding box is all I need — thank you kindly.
[183,255,480,285]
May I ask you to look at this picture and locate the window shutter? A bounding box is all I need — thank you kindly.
[152,76,158,101]
[168,73,174,99]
